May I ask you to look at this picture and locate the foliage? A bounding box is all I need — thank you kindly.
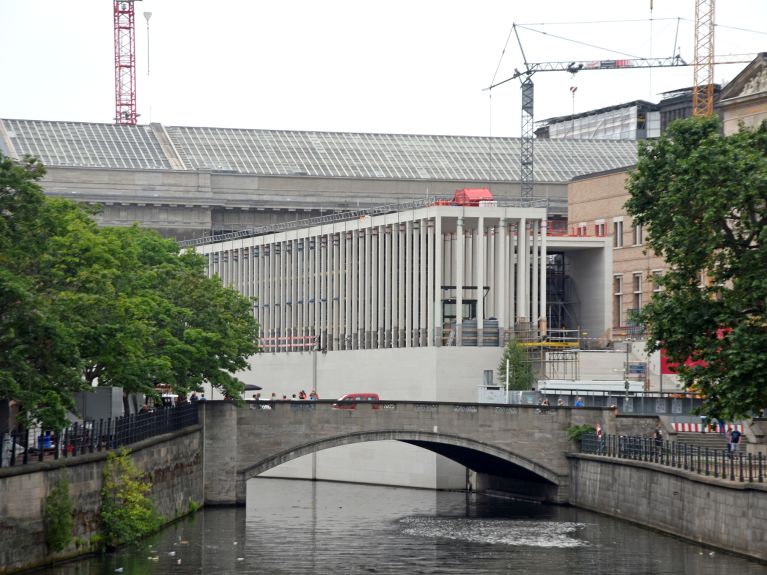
[566,424,595,442]
[44,475,74,552]
[497,339,536,391]
[0,156,86,428]
[100,449,162,548]
[626,117,767,420]
[0,153,259,426]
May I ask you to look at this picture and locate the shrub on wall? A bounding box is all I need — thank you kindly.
[567,424,595,442]
[100,448,161,548]
[44,476,74,552]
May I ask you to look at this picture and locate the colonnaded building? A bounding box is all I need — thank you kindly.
[0,118,637,488]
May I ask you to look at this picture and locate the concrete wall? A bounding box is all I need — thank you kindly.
[565,247,609,341]
[0,426,203,574]
[568,454,767,562]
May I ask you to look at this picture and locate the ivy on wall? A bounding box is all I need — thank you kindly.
[44,475,74,552]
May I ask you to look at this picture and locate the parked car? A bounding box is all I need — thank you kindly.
[332,393,380,410]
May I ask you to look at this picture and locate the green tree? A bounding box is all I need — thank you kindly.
[1,153,260,426]
[0,156,86,428]
[498,340,536,391]
[626,116,767,420]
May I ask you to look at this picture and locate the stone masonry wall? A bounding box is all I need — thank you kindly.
[0,426,202,574]
[568,454,767,562]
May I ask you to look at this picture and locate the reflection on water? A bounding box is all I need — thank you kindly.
[35,478,767,575]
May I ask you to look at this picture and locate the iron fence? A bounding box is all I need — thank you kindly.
[581,433,765,483]
[0,403,198,468]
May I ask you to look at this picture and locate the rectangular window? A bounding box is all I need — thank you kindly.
[578,223,587,237]
[613,221,624,248]
[632,273,642,311]
[613,275,623,327]
[595,221,605,237]
[633,223,643,245]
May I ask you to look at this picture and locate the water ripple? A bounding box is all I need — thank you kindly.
[399,516,588,548]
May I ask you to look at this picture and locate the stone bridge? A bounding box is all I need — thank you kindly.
[201,400,615,504]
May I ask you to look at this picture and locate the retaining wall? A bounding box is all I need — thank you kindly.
[568,454,767,562]
[0,425,203,574]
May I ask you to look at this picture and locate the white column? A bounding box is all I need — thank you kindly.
[397,222,405,347]
[404,220,413,347]
[385,224,393,347]
[456,217,464,345]
[339,231,345,350]
[540,219,548,334]
[419,218,427,347]
[364,226,371,348]
[375,226,387,349]
[433,214,442,347]
[532,221,539,332]
[477,216,485,345]
[351,229,359,349]
[516,218,527,323]
[497,219,507,340]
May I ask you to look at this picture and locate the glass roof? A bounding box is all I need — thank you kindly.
[2,119,637,183]
[2,119,171,170]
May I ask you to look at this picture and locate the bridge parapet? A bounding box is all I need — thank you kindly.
[200,400,611,505]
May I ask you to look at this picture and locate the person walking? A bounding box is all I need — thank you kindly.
[729,427,742,457]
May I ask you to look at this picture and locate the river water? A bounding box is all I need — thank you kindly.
[38,477,766,575]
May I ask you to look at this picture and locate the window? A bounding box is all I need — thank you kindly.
[613,275,623,327]
[613,220,624,248]
[633,223,643,245]
[595,220,605,237]
[577,223,587,237]
[632,273,642,311]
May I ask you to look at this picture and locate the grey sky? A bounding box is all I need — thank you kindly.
[1,1,765,137]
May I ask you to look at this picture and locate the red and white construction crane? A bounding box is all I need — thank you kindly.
[113,1,139,125]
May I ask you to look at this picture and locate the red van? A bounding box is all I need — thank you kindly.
[332,393,380,410]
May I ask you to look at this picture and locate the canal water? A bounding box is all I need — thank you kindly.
[38,477,766,575]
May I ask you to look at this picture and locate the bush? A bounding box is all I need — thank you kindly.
[100,449,162,548]
[567,424,596,442]
[44,476,74,552]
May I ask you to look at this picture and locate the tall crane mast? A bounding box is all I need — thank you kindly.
[114,1,139,125]
[693,0,716,116]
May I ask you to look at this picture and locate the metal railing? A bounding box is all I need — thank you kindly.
[0,403,198,468]
[581,432,765,483]
[177,196,552,248]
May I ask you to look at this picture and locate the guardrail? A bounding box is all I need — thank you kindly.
[0,403,199,468]
[177,196,552,248]
[581,432,765,483]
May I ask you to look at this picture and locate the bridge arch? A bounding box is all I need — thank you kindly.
[239,430,561,487]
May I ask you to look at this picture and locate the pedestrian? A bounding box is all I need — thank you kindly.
[717,418,726,435]
[653,422,663,456]
[557,398,566,407]
[309,390,318,400]
[271,392,277,401]
[729,427,742,457]
[298,390,307,400]
[574,397,585,408]
[190,392,199,402]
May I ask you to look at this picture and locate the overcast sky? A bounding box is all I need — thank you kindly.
[1,1,765,137]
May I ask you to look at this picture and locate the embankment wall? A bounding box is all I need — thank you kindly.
[0,425,202,574]
[568,454,767,562]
